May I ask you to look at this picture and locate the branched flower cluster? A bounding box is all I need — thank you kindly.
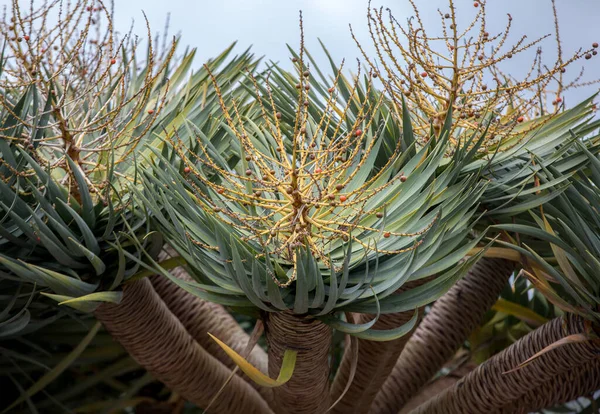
[170,14,436,287]
[0,0,176,203]
[354,0,598,153]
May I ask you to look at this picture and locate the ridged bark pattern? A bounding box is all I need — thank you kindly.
[410,313,600,414]
[331,279,430,414]
[499,359,600,414]
[149,272,273,406]
[265,311,332,414]
[95,279,272,414]
[372,258,514,413]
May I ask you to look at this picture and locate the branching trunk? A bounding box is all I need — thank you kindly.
[264,311,332,414]
[95,279,272,414]
[409,313,600,414]
[149,272,274,406]
[372,258,514,413]
[331,280,429,414]
[499,358,600,414]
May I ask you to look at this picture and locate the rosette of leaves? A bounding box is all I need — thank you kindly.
[139,51,489,328]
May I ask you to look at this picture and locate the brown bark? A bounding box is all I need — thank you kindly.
[499,358,600,414]
[372,258,514,414]
[265,311,332,414]
[149,271,274,406]
[399,362,477,414]
[95,279,273,414]
[330,279,430,414]
[409,313,600,414]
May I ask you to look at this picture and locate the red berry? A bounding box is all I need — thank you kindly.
[517,116,525,123]
[147,109,154,114]
[328,87,334,93]
[315,167,322,174]
[217,188,224,194]
[23,35,29,41]
[355,129,362,137]
[420,72,428,78]
[110,58,116,65]
[556,97,562,103]
[383,232,391,238]
[474,2,479,7]
[184,166,191,173]
[339,195,347,202]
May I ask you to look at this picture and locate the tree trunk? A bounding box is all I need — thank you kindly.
[409,313,600,414]
[372,258,514,413]
[331,280,429,414]
[149,272,274,406]
[498,358,600,414]
[264,311,332,414]
[95,278,273,414]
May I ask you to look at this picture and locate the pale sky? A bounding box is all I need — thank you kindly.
[12,0,600,105]
[110,0,599,105]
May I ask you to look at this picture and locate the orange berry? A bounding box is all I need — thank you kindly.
[315,167,322,174]
[110,58,116,65]
[183,166,191,173]
[23,35,29,41]
[420,72,428,78]
[383,232,391,238]
[556,97,562,103]
[517,116,525,123]
[355,129,362,136]
[474,2,479,7]
[217,188,224,194]
[339,195,347,202]
[147,109,154,114]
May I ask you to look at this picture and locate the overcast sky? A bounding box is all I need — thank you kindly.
[96,1,600,105]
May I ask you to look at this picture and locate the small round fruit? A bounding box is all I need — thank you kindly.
[376,212,383,218]
[400,175,407,182]
[517,116,525,123]
[217,188,224,194]
[383,232,391,238]
[245,169,252,176]
[420,72,428,77]
[473,2,479,7]
[328,87,335,93]
[355,129,363,136]
[585,53,592,60]
[292,57,298,62]
[336,184,344,191]
[110,58,116,64]
[147,109,154,114]
[23,35,29,41]
[593,42,599,48]
[276,112,282,119]
[183,166,191,173]
[339,195,347,202]
[315,167,322,174]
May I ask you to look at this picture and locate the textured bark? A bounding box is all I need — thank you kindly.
[399,362,477,414]
[265,311,332,414]
[372,258,514,414]
[95,279,273,414]
[499,358,600,414]
[409,313,600,414]
[149,272,273,406]
[330,279,429,414]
